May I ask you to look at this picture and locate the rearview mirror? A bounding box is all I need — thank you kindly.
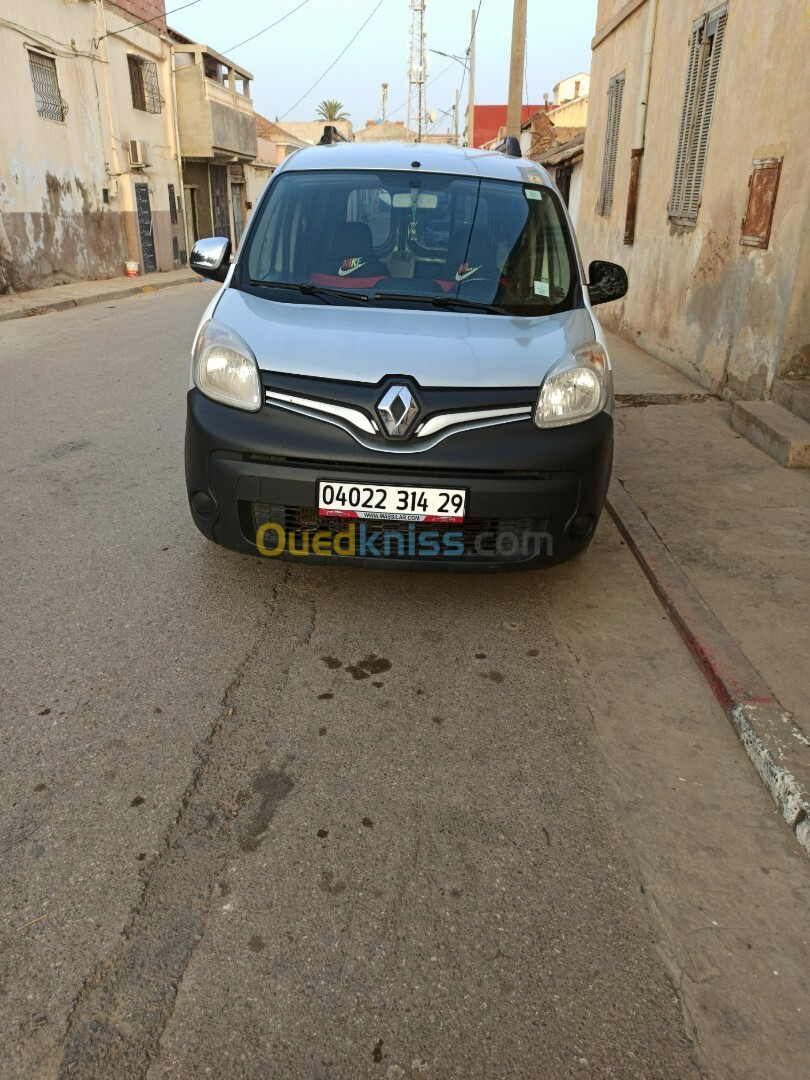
[587,260,628,305]
[392,192,439,209]
[190,237,232,282]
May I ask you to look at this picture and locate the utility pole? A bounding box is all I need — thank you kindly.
[466,8,476,147]
[407,0,428,141]
[505,0,527,138]
[381,82,388,122]
[454,86,460,145]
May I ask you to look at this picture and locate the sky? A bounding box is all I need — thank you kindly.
[170,0,599,132]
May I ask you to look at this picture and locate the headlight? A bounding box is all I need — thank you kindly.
[192,320,261,412]
[534,342,610,428]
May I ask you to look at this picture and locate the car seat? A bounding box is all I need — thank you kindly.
[430,228,501,293]
[309,222,390,288]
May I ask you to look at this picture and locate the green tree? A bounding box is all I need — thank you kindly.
[316,99,350,122]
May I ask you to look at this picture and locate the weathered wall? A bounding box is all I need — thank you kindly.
[577,0,810,396]
[108,0,166,33]
[0,0,184,291]
[210,100,258,158]
[1,1,121,290]
[101,6,186,273]
[174,57,257,160]
[550,97,589,127]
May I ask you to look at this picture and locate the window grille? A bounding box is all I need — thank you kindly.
[596,73,625,216]
[168,184,178,225]
[28,51,68,122]
[128,54,165,114]
[669,5,728,225]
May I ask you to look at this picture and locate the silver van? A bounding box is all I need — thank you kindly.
[185,137,627,570]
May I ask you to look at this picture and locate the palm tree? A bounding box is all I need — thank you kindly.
[316,99,350,122]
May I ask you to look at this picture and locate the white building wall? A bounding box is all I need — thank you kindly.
[0,0,184,292]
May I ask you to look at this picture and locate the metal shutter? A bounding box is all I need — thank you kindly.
[128,55,147,111]
[597,73,625,216]
[669,5,727,224]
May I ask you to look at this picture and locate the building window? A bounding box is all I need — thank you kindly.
[28,50,68,122]
[596,72,624,216]
[168,184,178,225]
[127,55,165,114]
[669,5,728,225]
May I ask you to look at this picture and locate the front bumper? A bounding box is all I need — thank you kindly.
[184,389,613,571]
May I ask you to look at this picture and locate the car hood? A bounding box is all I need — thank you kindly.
[213,287,597,389]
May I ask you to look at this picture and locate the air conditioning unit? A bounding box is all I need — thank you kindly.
[128,140,151,168]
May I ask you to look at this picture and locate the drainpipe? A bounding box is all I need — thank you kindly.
[94,0,124,191]
[624,0,658,245]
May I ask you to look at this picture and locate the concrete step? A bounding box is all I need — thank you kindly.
[732,400,810,468]
[772,377,810,424]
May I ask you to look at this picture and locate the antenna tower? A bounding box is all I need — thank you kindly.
[406,0,427,141]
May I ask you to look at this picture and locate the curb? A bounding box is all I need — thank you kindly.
[606,477,810,858]
[0,274,200,324]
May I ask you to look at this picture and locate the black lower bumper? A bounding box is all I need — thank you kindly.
[184,389,613,571]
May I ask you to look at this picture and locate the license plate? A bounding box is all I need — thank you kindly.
[318,481,466,523]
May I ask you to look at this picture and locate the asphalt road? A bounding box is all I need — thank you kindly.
[1,284,807,1080]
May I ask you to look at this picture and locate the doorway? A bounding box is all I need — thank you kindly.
[210,165,230,241]
[134,183,157,273]
[184,186,199,245]
[231,182,245,245]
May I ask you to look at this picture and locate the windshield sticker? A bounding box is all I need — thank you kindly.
[455,263,482,282]
[338,257,367,277]
[534,279,550,297]
[525,188,543,201]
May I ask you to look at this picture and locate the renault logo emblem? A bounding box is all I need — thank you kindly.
[376,384,420,439]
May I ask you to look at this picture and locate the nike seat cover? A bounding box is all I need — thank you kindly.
[310,222,389,286]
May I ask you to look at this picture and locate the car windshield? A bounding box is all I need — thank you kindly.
[242,169,578,316]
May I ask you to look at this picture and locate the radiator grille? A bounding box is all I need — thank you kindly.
[250,502,543,561]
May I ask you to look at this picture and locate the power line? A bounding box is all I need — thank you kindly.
[97,0,203,44]
[279,0,387,120]
[173,0,314,76]
[220,0,313,55]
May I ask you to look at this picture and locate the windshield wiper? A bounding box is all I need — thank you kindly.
[249,280,368,304]
[372,291,508,315]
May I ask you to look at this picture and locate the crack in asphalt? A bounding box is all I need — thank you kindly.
[55,568,299,1079]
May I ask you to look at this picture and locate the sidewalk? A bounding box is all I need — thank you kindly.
[606,331,810,853]
[0,268,200,323]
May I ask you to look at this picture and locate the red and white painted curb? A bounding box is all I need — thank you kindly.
[607,478,810,858]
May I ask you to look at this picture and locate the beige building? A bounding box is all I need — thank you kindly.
[242,116,309,219]
[355,119,417,143]
[1,0,187,292]
[577,0,810,399]
[254,116,308,168]
[278,121,354,146]
[169,32,258,247]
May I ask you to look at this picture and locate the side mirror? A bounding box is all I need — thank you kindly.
[588,260,628,305]
[190,237,232,282]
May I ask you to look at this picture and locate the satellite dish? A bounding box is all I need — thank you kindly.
[428,108,437,124]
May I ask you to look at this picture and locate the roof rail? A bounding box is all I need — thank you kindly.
[501,136,522,158]
[318,125,348,145]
